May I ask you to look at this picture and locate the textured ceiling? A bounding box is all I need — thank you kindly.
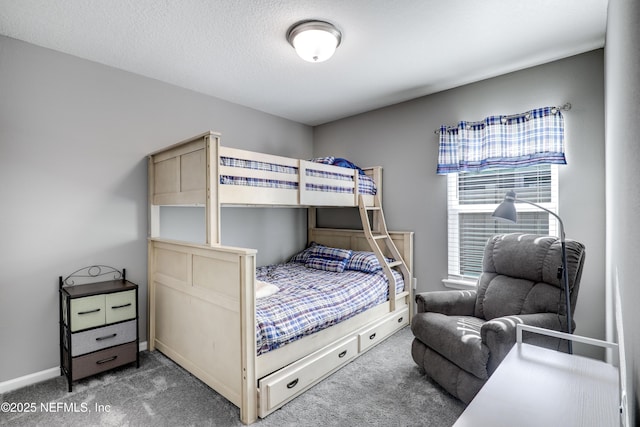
[0,0,608,125]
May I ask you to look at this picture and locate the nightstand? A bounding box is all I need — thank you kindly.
[59,266,139,391]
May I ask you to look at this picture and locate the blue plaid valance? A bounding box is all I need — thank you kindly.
[436,106,566,174]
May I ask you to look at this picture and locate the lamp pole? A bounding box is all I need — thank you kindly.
[493,191,573,354]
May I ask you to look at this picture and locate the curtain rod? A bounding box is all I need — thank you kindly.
[433,103,572,135]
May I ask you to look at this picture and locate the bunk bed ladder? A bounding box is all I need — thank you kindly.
[358,194,411,313]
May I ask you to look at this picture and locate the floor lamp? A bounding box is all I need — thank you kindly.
[492,190,573,354]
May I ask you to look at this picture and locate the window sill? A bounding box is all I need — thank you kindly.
[442,278,477,290]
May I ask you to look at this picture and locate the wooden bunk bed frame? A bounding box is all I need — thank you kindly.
[147,131,414,424]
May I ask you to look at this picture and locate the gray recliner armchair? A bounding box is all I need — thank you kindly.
[411,233,585,403]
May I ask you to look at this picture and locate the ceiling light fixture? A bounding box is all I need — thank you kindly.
[286,20,342,63]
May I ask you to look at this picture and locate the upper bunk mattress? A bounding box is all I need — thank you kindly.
[220,156,377,195]
[255,261,404,355]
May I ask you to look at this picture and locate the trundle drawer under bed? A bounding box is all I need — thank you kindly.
[257,307,409,418]
[358,308,409,352]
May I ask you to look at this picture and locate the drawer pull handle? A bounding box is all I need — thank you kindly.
[286,378,299,389]
[338,350,347,358]
[111,303,132,309]
[78,308,101,315]
[398,317,404,323]
[369,333,377,340]
[96,333,117,341]
[96,355,117,365]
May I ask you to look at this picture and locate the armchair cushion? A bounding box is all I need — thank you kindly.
[477,274,535,320]
[411,313,490,379]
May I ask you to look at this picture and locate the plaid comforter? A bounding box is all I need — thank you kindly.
[255,263,404,355]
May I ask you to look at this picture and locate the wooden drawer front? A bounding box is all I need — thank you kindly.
[358,308,409,353]
[71,320,137,357]
[70,295,106,332]
[259,337,358,416]
[105,290,136,324]
[71,341,137,381]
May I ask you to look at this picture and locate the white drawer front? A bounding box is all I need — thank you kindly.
[358,307,409,353]
[70,295,106,332]
[105,290,136,324]
[71,319,137,357]
[259,336,358,416]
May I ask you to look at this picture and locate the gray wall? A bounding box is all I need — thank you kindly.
[314,50,606,359]
[159,206,307,266]
[0,36,311,382]
[605,0,640,424]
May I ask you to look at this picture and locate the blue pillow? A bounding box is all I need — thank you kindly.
[305,256,348,273]
[309,245,352,261]
[333,157,366,175]
[345,251,394,273]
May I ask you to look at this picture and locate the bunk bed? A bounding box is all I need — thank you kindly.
[147,131,414,424]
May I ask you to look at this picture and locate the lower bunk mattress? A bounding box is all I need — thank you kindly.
[255,260,404,355]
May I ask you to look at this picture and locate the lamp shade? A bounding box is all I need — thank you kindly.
[492,190,518,222]
[287,20,341,63]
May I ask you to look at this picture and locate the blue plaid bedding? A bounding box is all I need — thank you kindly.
[219,176,299,190]
[220,156,298,175]
[255,262,404,355]
[219,156,377,195]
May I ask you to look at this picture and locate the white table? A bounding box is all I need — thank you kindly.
[453,325,620,427]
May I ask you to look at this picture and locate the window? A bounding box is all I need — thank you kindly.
[446,164,558,283]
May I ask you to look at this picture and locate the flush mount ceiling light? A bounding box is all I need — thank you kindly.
[286,20,342,63]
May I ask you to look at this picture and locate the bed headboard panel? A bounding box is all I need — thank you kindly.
[308,227,414,274]
[148,132,221,245]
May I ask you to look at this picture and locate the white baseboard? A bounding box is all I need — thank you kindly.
[0,367,61,394]
[0,341,148,394]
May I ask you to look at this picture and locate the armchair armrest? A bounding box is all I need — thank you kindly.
[481,313,565,375]
[415,290,476,315]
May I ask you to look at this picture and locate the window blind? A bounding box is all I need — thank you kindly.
[447,164,558,280]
